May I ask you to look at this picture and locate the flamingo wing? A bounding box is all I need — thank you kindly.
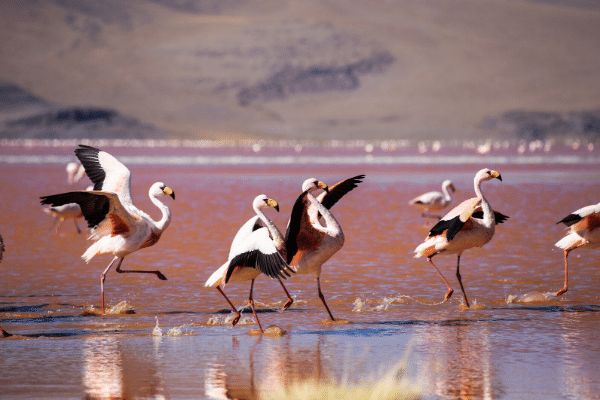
[229,215,263,259]
[316,174,365,210]
[284,190,310,263]
[75,145,134,207]
[40,191,139,238]
[472,209,510,224]
[428,197,481,241]
[557,204,600,227]
[409,191,443,206]
[226,227,293,283]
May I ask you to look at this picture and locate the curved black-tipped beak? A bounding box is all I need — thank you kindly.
[496,175,502,182]
[275,204,280,212]
[170,191,175,200]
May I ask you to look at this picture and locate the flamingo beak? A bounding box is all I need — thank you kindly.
[266,198,279,212]
[164,187,175,199]
[318,181,329,193]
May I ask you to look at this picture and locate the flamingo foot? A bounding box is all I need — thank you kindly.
[282,298,294,311]
[443,288,454,302]
[155,272,168,280]
[555,287,567,297]
[231,313,241,327]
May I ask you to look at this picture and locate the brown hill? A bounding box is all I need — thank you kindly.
[1,0,599,140]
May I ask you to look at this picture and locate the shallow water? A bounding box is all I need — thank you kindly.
[2,143,600,399]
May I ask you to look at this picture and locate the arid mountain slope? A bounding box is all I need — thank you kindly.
[1,0,599,140]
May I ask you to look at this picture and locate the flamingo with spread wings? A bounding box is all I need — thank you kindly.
[284,175,365,320]
[41,145,175,315]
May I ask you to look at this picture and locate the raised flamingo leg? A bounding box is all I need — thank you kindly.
[100,256,121,315]
[427,256,454,302]
[556,249,570,296]
[455,255,470,308]
[317,277,335,321]
[278,278,294,310]
[115,260,168,280]
[248,279,264,333]
[216,286,241,326]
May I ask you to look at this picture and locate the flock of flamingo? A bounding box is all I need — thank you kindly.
[1,144,598,337]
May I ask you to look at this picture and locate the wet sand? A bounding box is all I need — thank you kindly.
[1,144,600,399]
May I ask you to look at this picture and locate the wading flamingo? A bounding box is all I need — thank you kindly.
[43,186,94,234]
[409,180,456,219]
[555,202,600,296]
[205,195,294,332]
[284,175,365,320]
[41,145,175,315]
[414,169,508,307]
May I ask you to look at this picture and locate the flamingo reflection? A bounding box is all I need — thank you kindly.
[83,336,164,399]
[416,322,497,399]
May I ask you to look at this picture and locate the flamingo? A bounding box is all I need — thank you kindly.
[284,175,365,320]
[43,186,94,234]
[205,195,294,332]
[409,179,456,219]
[66,162,86,184]
[40,145,175,315]
[414,169,508,307]
[555,202,600,296]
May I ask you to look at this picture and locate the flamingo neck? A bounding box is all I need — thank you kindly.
[442,184,452,202]
[474,178,494,227]
[150,194,171,232]
[306,191,341,235]
[255,206,285,251]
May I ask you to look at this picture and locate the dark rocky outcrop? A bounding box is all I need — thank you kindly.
[0,81,49,111]
[0,82,168,139]
[237,52,395,106]
[480,110,600,140]
[1,106,168,139]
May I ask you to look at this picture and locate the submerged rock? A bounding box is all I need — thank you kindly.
[247,325,287,337]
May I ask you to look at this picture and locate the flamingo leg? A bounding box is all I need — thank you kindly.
[115,260,168,280]
[100,256,122,315]
[248,279,264,333]
[278,278,294,310]
[422,213,442,220]
[216,286,241,326]
[427,256,454,302]
[74,219,81,234]
[317,277,335,321]
[55,218,64,234]
[556,249,570,296]
[455,255,470,308]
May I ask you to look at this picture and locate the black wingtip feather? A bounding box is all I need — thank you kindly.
[428,218,454,238]
[557,214,581,226]
[41,191,111,229]
[472,210,510,225]
[74,145,105,191]
[284,189,309,263]
[225,250,293,283]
